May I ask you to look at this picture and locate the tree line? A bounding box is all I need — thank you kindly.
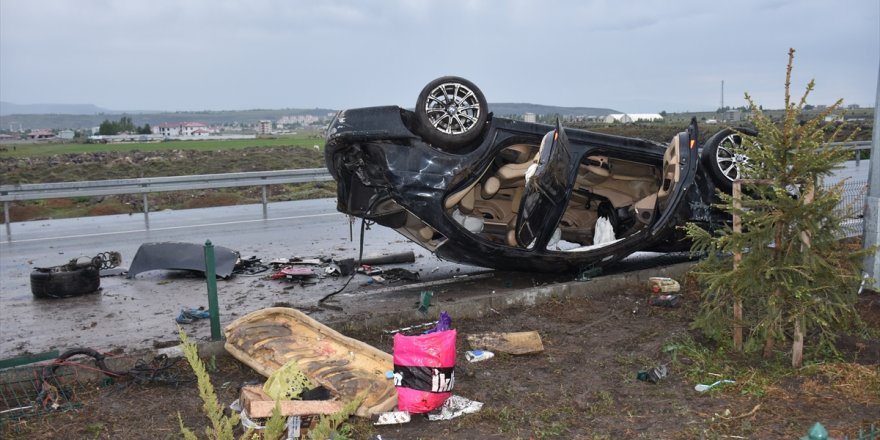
[98,117,151,135]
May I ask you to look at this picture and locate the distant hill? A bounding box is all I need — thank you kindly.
[0,101,114,116]
[490,103,619,117]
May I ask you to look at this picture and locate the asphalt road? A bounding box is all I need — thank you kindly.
[0,198,482,358]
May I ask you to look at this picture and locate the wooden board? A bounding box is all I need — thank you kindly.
[466,331,544,355]
[239,385,345,418]
[224,307,397,417]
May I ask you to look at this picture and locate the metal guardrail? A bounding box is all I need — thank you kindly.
[0,168,332,201]
[826,141,872,165]
[1,168,333,241]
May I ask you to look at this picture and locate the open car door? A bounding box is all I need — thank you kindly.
[515,121,574,249]
[649,118,699,236]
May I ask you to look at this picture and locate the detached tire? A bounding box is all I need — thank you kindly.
[31,266,100,299]
[700,127,757,193]
[415,76,488,150]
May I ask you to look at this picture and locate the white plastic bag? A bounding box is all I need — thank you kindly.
[594,217,616,245]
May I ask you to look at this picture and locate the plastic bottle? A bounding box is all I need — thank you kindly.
[465,350,494,362]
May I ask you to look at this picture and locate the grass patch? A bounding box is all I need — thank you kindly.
[0,134,325,158]
[662,334,820,398]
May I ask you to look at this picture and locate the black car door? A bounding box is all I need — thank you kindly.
[515,121,574,249]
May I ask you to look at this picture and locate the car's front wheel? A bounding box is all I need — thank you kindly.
[701,127,757,193]
[415,76,488,151]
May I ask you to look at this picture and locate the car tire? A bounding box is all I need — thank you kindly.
[30,266,101,299]
[415,76,488,150]
[700,127,757,193]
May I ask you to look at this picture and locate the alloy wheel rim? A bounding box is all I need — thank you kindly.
[715,134,747,182]
[424,82,481,135]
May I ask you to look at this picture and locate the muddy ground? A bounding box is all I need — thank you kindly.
[2,281,878,440]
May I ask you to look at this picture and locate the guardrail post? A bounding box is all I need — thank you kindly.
[262,185,268,219]
[204,240,222,341]
[142,193,150,230]
[4,201,10,242]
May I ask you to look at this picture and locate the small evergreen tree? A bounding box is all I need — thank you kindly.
[684,48,875,367]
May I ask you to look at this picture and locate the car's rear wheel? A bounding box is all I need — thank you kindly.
[415,76,488,150]
[701,127,757,193]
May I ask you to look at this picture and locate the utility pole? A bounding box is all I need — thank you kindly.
[721,80,725,121]
[864,61,880,287]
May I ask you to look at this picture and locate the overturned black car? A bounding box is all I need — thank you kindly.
[325,76,735,272]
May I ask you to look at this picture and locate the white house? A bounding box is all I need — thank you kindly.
[603,113,664,123]
[603,114,633,123]
[156,122,214,137]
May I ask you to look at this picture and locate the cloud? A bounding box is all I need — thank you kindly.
[1,0,877,111]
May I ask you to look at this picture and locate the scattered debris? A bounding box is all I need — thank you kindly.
[127,242,238,279]
[465,350,494,363]
[271,266,317,281]
[225,307,397,417]
[382,268,420,282]
[359,265,384,276]
[649,277,681,293]
[393,324,456,413]
[175,307,210,324]
[383,321,438,335]
[575,266,602,281]
[30,251,121,299]
[335,258,356,276]
[466,331,544,355]
[694,379,735,392]
[358,251,416,266]
[426,395,483,421]
[234,256,270,276]
[239,385,344,418]
[99,267,127,277]
[418,291,433,313]
[373,410,412,425]
[648,294,681,307]
[637,365,668,384]
[858,272,869,295]
[426,311,452,334]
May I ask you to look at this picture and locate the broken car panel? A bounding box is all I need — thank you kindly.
[325,76,710,273]
[126,242,239,279]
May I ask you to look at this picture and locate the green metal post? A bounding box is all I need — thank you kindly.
[204,240,222,341]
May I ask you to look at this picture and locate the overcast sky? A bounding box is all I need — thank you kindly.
[1,0,877,113]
